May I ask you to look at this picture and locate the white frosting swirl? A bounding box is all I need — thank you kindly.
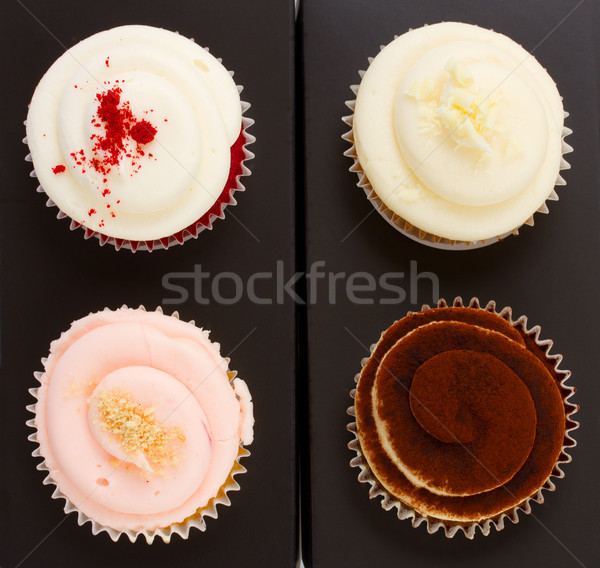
[27,25,242,241]
[354,22,565,242]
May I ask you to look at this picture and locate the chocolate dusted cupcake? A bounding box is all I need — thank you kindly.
[347,298,578,538]
[25,25,255,252]
[343,22,572,249]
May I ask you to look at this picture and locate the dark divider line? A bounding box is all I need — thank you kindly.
[294,1,311,567]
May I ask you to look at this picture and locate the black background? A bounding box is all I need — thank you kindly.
[0,1,296,567]
[302,1,599,567]
[1,0,599,567]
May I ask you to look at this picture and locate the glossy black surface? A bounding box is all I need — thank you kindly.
[0,1,297,566]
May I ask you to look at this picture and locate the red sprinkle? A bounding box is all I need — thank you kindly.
[105,57,110,67]
[67,84,159,225]
[130,120,157,145]
[52,165,66,174]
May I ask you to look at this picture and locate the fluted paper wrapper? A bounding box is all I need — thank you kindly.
[347,297,579,538]
[24,50,254,253]
[342,46,573,250]
[27,306,252,543]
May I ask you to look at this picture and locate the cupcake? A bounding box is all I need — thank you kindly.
[25,25,254,252]
[27,306,254,543]
[343,22,572,249]
[348,298,578,538]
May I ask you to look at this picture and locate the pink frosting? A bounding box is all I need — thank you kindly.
[34,307,253,531]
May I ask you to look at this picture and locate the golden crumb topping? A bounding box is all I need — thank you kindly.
[92,389,185,471]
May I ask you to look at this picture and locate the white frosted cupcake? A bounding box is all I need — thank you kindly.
[26,25,254,252]
[28,307,254,543]
[343,22,572,249]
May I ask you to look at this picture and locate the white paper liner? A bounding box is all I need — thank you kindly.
[347,296,579,538]
[26,305,252,544]
[24,49,255,253]
[342,46,573,250]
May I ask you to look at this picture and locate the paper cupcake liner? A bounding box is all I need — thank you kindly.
[342,48,573,250]
[347,296,579,538]
[24,55,255,253]
[26,305,252,544]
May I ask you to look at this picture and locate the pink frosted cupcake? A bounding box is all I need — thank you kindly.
[25,25,254,251]
[28,307,254,543]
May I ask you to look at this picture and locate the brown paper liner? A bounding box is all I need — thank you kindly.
[25,55,254,253]
[27,306,252,543]
[342,50,573,250]
[347,297,579,538]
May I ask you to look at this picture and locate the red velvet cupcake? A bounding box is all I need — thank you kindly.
[25,25,254,252]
